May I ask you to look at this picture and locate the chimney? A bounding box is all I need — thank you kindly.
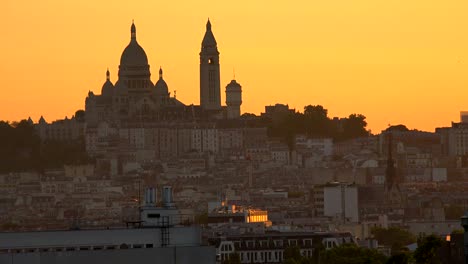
[162,186,175,208]
[145,187,157,206]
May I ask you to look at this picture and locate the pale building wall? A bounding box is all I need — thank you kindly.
[0,247,215,264]
[323,184,358,223]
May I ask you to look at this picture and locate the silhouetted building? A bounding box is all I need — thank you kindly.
[35,115,85,142]
[261,104,295,124]
[0,187,215,264]
[209,231,355,263]
[437,122,468,157]
[460,111,468,123]
[200,19,221,111]
[85,22,184,127]
[80,20,247,159]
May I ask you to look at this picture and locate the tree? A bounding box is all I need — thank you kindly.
[371,227,416,254]
[310,242,326,264]
[413,235,443,264]
[75,110,86,122]
[284,246,302,261]
[267,111,304,149]
[322,243,387,264]
[387,252,412,264]
[342,114,369,139]
[303,105,331,137]
[386,124,409,132]
[0,119,90,173]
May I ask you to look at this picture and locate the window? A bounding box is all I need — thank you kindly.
[274,240,283,247]
[288,239,297,246]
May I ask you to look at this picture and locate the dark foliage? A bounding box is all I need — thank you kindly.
[371,227,416,254]
[413,235,443,264]
[387,252,412,264]
[386,124,410,132]
[0,120,90,173]
[322,243,388,264]
[267,105,369,148]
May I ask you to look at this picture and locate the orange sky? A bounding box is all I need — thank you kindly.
[2,0,468,133]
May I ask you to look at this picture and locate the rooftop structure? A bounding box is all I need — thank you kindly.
[0,187,215,264]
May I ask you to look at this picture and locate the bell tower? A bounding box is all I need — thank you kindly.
[200,19,221,110]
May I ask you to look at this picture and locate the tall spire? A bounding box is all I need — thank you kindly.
[206,18,211,31]
[200,18,221,110]
[106,68,110,81]
[131,20,136,41]
[159,67,163,79]
[202,18,217,47]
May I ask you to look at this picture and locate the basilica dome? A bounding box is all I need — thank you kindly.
[120,22,148,67]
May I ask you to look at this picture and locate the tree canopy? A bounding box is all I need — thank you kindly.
[0,120,90,173]
[413,235,443,264]
[321,243,388,264]
[267,104,370,148]
[371,227,416,254]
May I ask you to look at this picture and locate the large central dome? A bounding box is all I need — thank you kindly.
[120,22,148,67]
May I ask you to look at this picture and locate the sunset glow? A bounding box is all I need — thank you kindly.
[2,0,468,132]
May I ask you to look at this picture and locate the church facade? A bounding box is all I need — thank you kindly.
[81,20,245,160]
[85,20,242,128]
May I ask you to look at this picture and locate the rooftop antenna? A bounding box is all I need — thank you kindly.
[233,68,236,79]
[174,90,177,99]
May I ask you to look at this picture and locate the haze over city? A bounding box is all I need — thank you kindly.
[4,1,468,263]
[2,0,468,132]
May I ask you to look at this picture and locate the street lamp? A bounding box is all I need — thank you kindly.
[461,214,468,264]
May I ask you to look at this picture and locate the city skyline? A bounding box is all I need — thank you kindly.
[2,0,468,133]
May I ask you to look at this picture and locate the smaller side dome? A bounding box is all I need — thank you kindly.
[154,67,169,94]
[101,69,114,96]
